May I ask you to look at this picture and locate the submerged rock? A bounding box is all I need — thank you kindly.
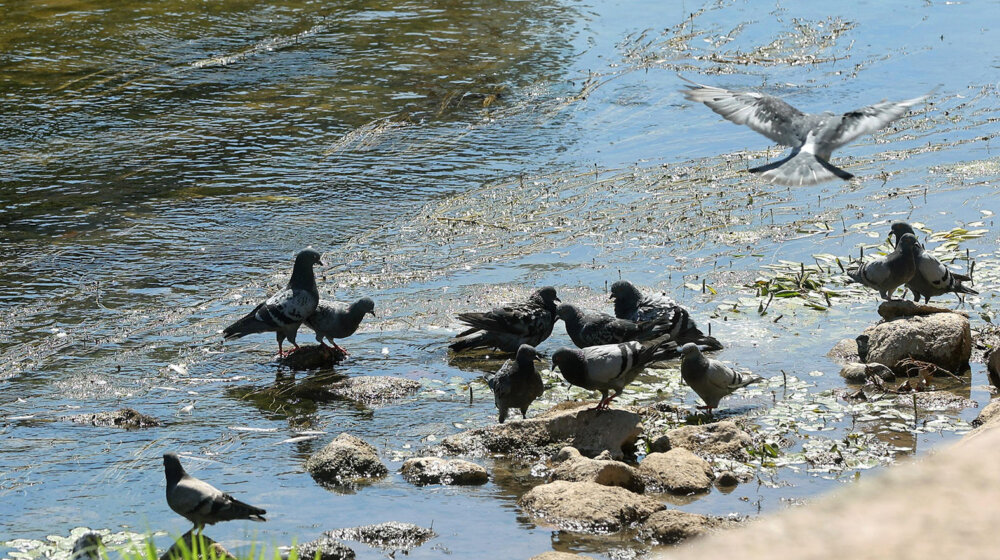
[400,457,488,485]
[839,362,895,382]
[439,402,641,460]
[638,509,736,544]
[863,311,971,375]
[296,536,355,560]
[828,339,861,364]
[715,471,740,487]
[66,408,159,429]
[324,522,436,552]
[278,344,345,370]
[649,421,752,460]
[305,433,388,488]
[548,447,644,493]
[328,376,420,407]
[639,448,715,494]
[518,480,663,533]
[160,532,236,560]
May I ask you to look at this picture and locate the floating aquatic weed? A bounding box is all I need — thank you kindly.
[3,528,155,560]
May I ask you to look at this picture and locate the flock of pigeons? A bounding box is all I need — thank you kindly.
[159,80,962,534]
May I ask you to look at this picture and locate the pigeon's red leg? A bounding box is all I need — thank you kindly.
[331,341,349,356]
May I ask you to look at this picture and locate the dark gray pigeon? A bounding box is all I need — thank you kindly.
[846,233,919,300]
[450,286,560,353]
[679,343,762,413]
[223,249,322,356]
[552,333,678,410]
[484,344,544,423]
[557,302,674,349]
[681,77,926,186]
[163,452,266,535]
[305,297,375,356]
[609,280,723,351]
[889,222,977,303]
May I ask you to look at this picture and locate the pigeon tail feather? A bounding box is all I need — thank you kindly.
[750,150,853,186]
[222,304,271,340]
[449,333,485,352]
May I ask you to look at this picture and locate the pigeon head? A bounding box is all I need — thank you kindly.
[296,249,323,267]
[897,233,919,254]
[289,249,322,290]
[551,347,587,387]
[555,303,581,323]
[162,452,186,484]
[515,344,541,363]
[353,297,376,318]
[609,280,642,316]
[889,222,916,245]
[531,286,561,313]
[679,343,701,358]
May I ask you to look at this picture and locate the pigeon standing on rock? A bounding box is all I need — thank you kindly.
[306,297,376,356]
[222,249,322,356]
[679,343,762,413]
[680,76,926,186]
[846,233,919,300]
[551,333,678,410]
[557,302,673,349]
[484,344,544,423]
[889,222,978,303]
[449,286,560,353]
[163,452,266,535]
[609,280,723,350]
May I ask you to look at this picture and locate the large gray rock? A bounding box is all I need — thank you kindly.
[400,457,488,485]
[518,480,664,533]
[638,509,734,544]
[862,312,971,374]
[305,433,388,487]
[439,402,642,460]
[639,448,715,494]
[297,536,355,560]
[650,421,752,460]
[548,447,644,493]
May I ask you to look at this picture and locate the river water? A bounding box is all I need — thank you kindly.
[2,0,999,558]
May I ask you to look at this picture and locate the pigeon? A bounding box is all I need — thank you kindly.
[305,297,376,356]
[846,233,919,300]
[163,452,266,535]
[449,286,560,353]
[222,249,322,356]
[552,333,678,410]
[484,344,544,423]
[556,302,675,349]
[889,222,978,303]
[609,280,723,350]
[679,343,762,413]
[680,76,926,186]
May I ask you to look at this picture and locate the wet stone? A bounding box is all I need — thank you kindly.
[828,338,861,364]
[324,522,436,553]
[518,480,663,534]
[877,300,967,321]
[839,362,895,382]
[863,312,972,375]
[972,400,1000,428]
[296,536,355,560]
[400,457,488,486]
[638,509,734,544]
[65,408,159,429]
[328,376,420,407]
[278,344,345,370]
[988,349,1000,388]
[161,533,236,560]
[716,471,739,487]
[548,446,644,493]
[305,433,388,488]
[639,448,715,494]
[650,421,752,460]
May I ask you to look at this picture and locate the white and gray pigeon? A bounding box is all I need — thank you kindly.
[223,249,322,356]
[679,343,762,413]
[163,452,266,535]
[552,333,678,410]
[557,302,675,349]
[680,76,926,186]
[305,297,375,356]
[484,344,544,423]
[609,280,723,351]
[889,222,977,303]
[450,286,560,353]
[846,233,919,300]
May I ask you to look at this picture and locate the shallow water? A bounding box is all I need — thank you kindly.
[2,0,999,558]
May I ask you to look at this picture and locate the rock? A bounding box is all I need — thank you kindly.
[827,339,861,364]
[71,533,103,560]
[988,348,1000,389]
[324,522,435,553]
[66,408,159,429]
[716,471,739,487]
[638,509,731,544]
[328,376,421,407]
[971,400,1000,428]
[297,536,355,560]
[548,446,644,493]
[639,448,714,494]
[530,553,584,559]
[878,300,968,321]
[439,402,641,460]
[278,344,344,370]
[400,457,488,485]
[650,421,752,460]
[839,362,895,382]
[863,312,971,374]
[160,532,236,560]
[518,480,664,533]
[305,433,388,487]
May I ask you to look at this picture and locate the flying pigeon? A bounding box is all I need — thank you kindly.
[163,452,266,535]
[609,280,723,350]
[305,297,376,356]
[222,249,322,356]
[557,302,676,349]
[846,233,919,300]
[680,76,926,186]
[552,333,678,410]
[449,286,560,353]
[484,344,545,423]
[679,343,762,413]
[889,222,977,303]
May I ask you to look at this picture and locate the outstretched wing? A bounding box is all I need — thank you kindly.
[824,96,926,151]
[681,77,808,147]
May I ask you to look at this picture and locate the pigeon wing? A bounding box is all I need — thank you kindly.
[681,79,808,146]
[457,304,535,336]
[581,343,638,385]
[916,252,956,289]
[169,476,224,520]
[824,96,925,151]
[259,287,316,326]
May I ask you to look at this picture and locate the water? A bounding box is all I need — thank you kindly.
[2,0,999,558]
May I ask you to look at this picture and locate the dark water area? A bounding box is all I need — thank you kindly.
[2,0,1000,558]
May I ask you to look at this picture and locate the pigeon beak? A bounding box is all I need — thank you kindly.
[608,294,615,301]
[318,259,324,266]
[554,297,561,303]
[368,311,376,318]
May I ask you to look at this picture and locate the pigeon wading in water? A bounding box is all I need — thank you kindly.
[556,302,675,349]
[846,233,919,300]
[163,452,266,535]
[889,222,978,303]
[551,333,678,410]
[680,76,926,186]
[450,287,560,353]
[484,344,544,423]
[222,249,322,356]
[679,343,762,413]
[306,297,376,356]
[609,280,722,350]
